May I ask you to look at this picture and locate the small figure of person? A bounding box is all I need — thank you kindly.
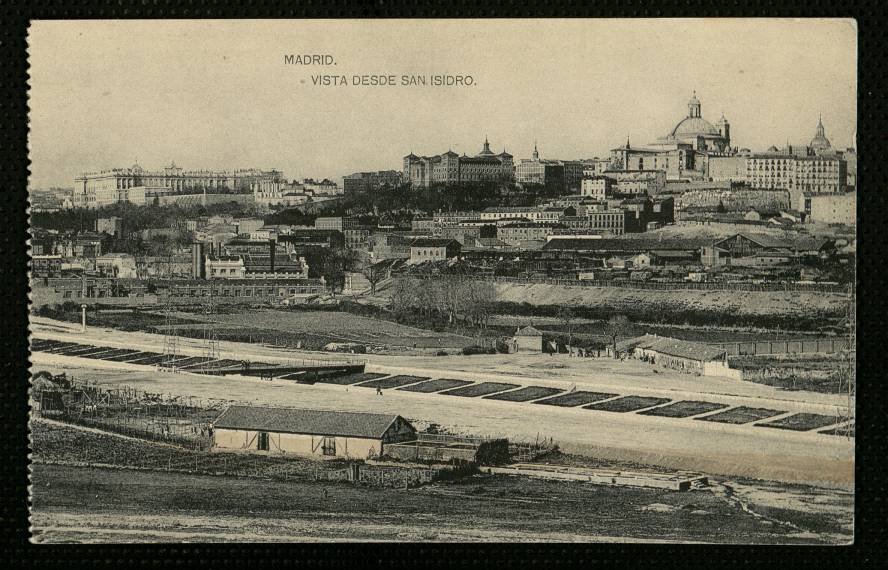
[376,386,383,396]
[323,488,328,500]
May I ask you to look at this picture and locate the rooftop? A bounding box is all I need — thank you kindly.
[616,334,727,362]
[213,406,406,439]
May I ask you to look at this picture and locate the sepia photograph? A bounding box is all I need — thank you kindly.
[26,18,856,544]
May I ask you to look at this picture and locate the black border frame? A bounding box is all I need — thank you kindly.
[2,2,884,568]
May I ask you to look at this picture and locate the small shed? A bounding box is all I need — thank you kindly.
[212,406,416,459]
[510,325,544,353]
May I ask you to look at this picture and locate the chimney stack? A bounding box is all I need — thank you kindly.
[269,239,276,274]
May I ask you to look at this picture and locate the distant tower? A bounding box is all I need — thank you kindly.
[717,113,731,151]
[810,114,832,152]
[688,91,702,118]
[532,140,539,161]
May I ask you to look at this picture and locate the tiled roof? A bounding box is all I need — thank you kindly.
[615,334,726,361]
[214,406,406,439]
[410,238,459,248]
[515,325,544,337]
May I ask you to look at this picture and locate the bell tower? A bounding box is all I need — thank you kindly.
[688,91,701,118]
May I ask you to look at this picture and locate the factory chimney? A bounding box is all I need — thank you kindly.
[269,239,276,274]
[191,242,206,279]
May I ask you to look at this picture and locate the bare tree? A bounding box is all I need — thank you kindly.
[556,306,575,347]
[363,263,387,296]
[605,314,631,358]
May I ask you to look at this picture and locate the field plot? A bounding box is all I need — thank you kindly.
[52,343,95,355]
[103,351,153,362]
[483,386,563,402]
[639,400,729,418]
[757,413,843,432]
[126,354,170,365]
[178,309,475,349]
[440,382,519,398]
[820,423,854,437]
[92,348,139,360]
[696,406,785,425]
[398,378,473,393]
[534,391,619,407]
[584,396,671,413]
[315,372,388,385]
[356,375,429,389]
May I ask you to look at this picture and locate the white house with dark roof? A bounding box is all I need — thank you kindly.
[510,325,544,353]
[212,406,416,458]
[610,334,734,378]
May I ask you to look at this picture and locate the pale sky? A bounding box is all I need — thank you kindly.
[28,19,857,189]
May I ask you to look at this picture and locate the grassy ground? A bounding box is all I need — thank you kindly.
[30,462,850,544]
[730,354,850,394]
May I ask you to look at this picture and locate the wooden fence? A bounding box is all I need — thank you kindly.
[718,338,851,356]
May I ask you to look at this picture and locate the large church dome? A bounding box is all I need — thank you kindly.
[671,116,720,137]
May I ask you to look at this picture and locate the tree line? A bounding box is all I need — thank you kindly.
[389,276,497,329]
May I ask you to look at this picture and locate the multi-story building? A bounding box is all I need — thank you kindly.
[747,118,849,208]
[601,170,667,196]
[403,138,514,187]
[804,191,856,225]
[496,222,563,246]
[74,162,283,209]
[514,144,585,193]
[580,176,615,199]
[479,206,563,223]
[301,178,341,197]
[342,170,402,194]
[408,238,462,263]
[558,211,625,236]
[205,255,247,279]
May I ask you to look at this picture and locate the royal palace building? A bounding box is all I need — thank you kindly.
[73,162,284,209]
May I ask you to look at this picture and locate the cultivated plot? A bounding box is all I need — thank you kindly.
[315,372,388,386]
[440,382,520,398]
[584,396,672,413]
[757,413,844,432]
[356,375,430,389]
[639,400,729,418]
[696,406,786,425]
[483,386,564,402]
[398,378,473,393]
[534,391,619,407]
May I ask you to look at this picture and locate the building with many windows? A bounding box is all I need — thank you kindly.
[403,138,514,187]
[342,170,402,194]
[74,162,283,209]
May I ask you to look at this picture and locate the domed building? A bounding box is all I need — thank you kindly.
[609,93,734,182]
[654,92,731,153]
[809,115,832,152]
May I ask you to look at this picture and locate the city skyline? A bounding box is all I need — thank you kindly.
[28,19,857,189]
